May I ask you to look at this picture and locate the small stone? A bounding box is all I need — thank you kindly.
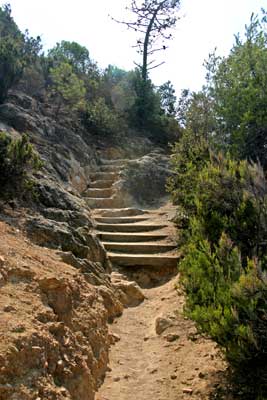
[109,333,121,344]
[144,336,150,341]
[32,346,42,351]
[150,368,158,374]
[3,305,15,312]
[164,333,180,342]
[171,374,177,380]
[198,372,206,379]
[0,256,5,267]
[182,388,193,394]
[0,273,5,286]
[155,316,174,335]
[113,377,120,382]
[124,374,130,379]
[11,325,25,333]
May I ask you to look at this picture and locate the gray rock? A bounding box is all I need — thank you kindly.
[42,207,94,229]
[57,251,111,284]
[155,316,174,335]
[98,285,123,322]
[119,152,173,206]
[36,179,86,211]
[113,280,145,307]
[26,216,89,259]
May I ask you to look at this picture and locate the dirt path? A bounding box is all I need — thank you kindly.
[95,275,225,400]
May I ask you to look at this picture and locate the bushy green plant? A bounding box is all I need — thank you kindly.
[0,132,42,199]
[49,62,86,118]
[82,97,124,138]
[180,232,242,339]
[169,127,267,395]
[167,129,210,224]
[195,155,261,262]
[181,232,267,396]
[0,4,41,103]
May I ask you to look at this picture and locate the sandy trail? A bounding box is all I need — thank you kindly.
[96,275,225,400]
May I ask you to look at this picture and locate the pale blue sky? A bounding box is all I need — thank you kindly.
[4,0,265,95]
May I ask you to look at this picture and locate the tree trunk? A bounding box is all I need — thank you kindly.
[142,1,166,81]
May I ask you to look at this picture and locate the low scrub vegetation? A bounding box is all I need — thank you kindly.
[169,10,267,398]
[0,132,42,200]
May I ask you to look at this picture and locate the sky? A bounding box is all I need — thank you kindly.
[3,0,266,95]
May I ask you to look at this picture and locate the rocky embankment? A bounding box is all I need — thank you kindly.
[0,221,122,400]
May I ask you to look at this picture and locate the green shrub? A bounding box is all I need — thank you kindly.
[0,132,42,199]
[0,4,41,103]
[82,97,124,138]
[180,232,242,342]
[167,129,210,225]
[181,233,267,396]
[169,135,267,396]
[49,62,86,118]
[195,155,261,263]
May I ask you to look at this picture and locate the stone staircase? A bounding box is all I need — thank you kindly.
[83,158,178,270]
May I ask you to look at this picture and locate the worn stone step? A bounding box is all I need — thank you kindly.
[89,180,114,188]
[97,232,168,242]
[90,172,118,181]
[97,208,147,217]
[85,188,113,198]
[100,164,124,172]
[95,216,149,224]
[107,252,179,268]
[103,242,177,254]
[85,197,115,209]
[101,159,128,165]
[96,223,167,233]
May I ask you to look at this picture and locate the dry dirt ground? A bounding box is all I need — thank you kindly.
[96,273,227,400]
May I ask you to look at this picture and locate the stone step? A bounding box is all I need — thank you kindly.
[96,223,167,233]
[97,232,168,242]
[97,208,148,217]
[103,242,177,254]
[95,216,149,224]
[85,197,115,209]
[107,252,179,268]
[85,188,113,198]
[89,180,115,188]
[90,172,118,181]
[99,165,124,172]
[101,159,128,165]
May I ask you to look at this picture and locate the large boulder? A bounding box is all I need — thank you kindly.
[118,151,173,206]
[112,280,145,307]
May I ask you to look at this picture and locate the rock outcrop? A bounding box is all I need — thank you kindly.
[0,222,122,400]
[117,151,173,207]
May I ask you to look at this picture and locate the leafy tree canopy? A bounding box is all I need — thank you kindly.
[0,4,42,103]
[49,62,86,117]
[48,40,97,75]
